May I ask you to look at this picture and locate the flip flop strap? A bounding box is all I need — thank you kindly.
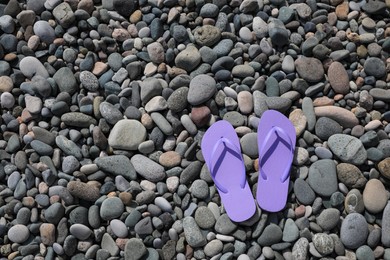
[259,125,294,182]
[210,137,246,193]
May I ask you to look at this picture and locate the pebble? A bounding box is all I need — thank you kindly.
[110,219,128,238]
[204,240,223,257]
[7,224,30,243]
[194,206,216,229]
[194,25,221,47]
[327,61,350,94]
[363,179,388,214]
[295,57,324,83]
[258,224,283,246]
[25,95,42,114]
[382,202,390,247]
[100,197,124,221]
[69,223,92,240]
[240,133,258,158]
[108,119,147,151]
[80,71,99,91]
[124,238,147,260]
[312,233,334,255]
[283,218,300,242]
[1,92,15,109]
[187,74,216,106]
[314,106,359,128]
[316,208,340,231]
[294,178,316,205]
[61,112,97,128]
[308,159,338,197]
[33,20,55,44]
[345,189,365,214]
[328,134,367,165]
[0,0,389,258]
[131,154,165,182]
[67,181,100,202]
[237,90,253,112]
[183,216,207,247]
[364,57,386,78]
[292,237,309,260]
[215,214,237,235]
[336,163,367,189]
[340,213,368,249]
[175,44,201,72]
[167,87,189,112]
[95,155,137,180]
[289,109,307,137]
[154,197,172,212]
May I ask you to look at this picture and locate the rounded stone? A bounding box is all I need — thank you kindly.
[204,239,223,257]
[175,44,201,72]
[312,233,334,255]
[159,151,181,168]
[363,179,387,214]
[316,208,340,231]
[295,57,324,83]
[8,224,30,243]
[187,74,216,106]
[110,219,128,238]
[336,163,367,189]
[194,25,221,47]
[315,117,342,140]
[108,119,147,151]
[327,61,349,94]
[69,224,92,240]
[340,213,368,249]
[240,133,258,158]
[100,197,124,221]
[364,57,386,78]
[79,71,99,91]
[33,20,55,44]
[307,159,338,197]
[194,206,216,229]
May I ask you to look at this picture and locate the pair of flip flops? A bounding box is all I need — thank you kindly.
[201,110,296,222]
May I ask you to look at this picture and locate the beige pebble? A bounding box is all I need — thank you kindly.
[166,176,179,193]
[141,113,154,129]
[92,62,108,76]
[312,96,335,106]
[363,179,388,214]
[159,151,181,168]
[314,106,359,128]
[40,223,56,246]
[237,91,253,114]
[140,180,156,191]
[289,109,307,137]
[364,119,382,131]
[119,192,132,206]
[144,62,157,77]
[378,158,390,179]
[0,76,14,92]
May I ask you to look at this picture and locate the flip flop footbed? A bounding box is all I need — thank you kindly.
[202,120,256,222]
[257,110,296,212]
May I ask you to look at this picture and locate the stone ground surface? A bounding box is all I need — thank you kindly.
[0,0,390,259]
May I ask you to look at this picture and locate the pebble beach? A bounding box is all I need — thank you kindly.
[0,0,390,259]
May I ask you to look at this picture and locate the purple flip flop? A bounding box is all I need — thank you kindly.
[201,120,256,222]
[257,110,296,212]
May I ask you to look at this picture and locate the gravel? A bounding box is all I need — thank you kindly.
[1,0,390,259]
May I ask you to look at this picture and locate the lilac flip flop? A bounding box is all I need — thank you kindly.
[201,120,256,222]
[257,110,296,212]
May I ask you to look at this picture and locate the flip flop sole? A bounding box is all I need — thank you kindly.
[202,120,256,222]
[257,110,296,212]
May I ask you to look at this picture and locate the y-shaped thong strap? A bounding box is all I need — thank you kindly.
[259,126,294,183]
[209,137,246,194]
